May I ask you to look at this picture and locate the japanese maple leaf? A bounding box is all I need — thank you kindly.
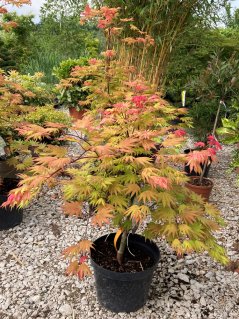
[207,135,222,151]
[174,129,186,137]
[62,202,82,217]
[194,142,205,148]
[77,263,92,279]
[63,240,94,259]
[91,205,113,227]
[149,176,170,190]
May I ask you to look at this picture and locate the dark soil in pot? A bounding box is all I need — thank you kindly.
[90,233,160,313]
[0,178,23,231]
[189,177,212,187]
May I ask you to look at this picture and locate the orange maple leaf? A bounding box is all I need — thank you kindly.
[77,263,92,280]
[65,260,79,276]
[91,205,113,227]
[62,202,82,217]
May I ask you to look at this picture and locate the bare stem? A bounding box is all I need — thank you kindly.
[212,102,222,136]
[116,230,128,265]
[199,160,208,185]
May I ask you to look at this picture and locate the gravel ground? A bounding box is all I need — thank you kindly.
[0,145,238,319]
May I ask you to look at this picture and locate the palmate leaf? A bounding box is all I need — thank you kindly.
[190,222,206,239]
[65,260,79,276]
[162,224,178,237]
[189,240,207,252]
[125,183,141,197]
[137,189,159,203]
[171,239,184,255]
[44,145,68,158]
[109,183,125,195]
[199,218,220,231]
[158,192,176,207]
[91,204,114,227]
[153,207,176,222]
[35,156,71,169]
[144,222,163,239]
[77,263,92,280]
[121,172,138,184]
[117,137,139,153]
[178,224,195,236]
[63,240,94,259]
[204,203,220,217]
[134,156,153,167]
[188,191,205,204]
[186,150,210,174]
[182,240,194,253]
[141,139,156,151]
[141,167,160,182]
[208,245,229,265]
[62,202,82,217]
[108,195,129,209]
[162,137,185,147]
[124,205,150,223]
[17,124,59,141]
[179,205,203,223]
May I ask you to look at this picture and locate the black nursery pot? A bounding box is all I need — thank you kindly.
[0,178,23,231]
[90,233,160,313]
[184,149,211,178]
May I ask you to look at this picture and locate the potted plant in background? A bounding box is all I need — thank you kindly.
[184,134,222,201]
[53,57,92,120]
[4,5,228,313]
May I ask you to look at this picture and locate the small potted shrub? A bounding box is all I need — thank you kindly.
[184,135,222,201]
[4,5,228,313]
[54,58,92,120]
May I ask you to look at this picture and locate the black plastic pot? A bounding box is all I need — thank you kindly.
[90,233,160,313]
[0,178,23,231]
[184,149,211,178]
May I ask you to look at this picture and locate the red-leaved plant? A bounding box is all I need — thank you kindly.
[186,135,222,185]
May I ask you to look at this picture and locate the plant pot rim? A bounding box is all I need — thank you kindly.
[186,176,213,188]
[90,233,160,280]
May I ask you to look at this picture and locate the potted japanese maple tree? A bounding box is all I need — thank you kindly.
[4,5,228,313]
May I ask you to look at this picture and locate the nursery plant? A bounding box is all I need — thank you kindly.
[184,134,222,201]
[3,4,228,312]
[7,71,53,106]
[53,57,91,117]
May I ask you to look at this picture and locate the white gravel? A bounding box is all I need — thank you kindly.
[0,144,238,319]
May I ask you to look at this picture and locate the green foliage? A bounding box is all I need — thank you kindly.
[217,102,239,180]
[53,57,89,80]
[21,50,64,84]
[22,105,71,126]
[165,27,239,105]
[98,0,229,87]
[188,53,239,139]
[7,70,53,105]
[0,12,35,69]
[20,2,100,84]
[0,38,17,71]
[54,57,91,110]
